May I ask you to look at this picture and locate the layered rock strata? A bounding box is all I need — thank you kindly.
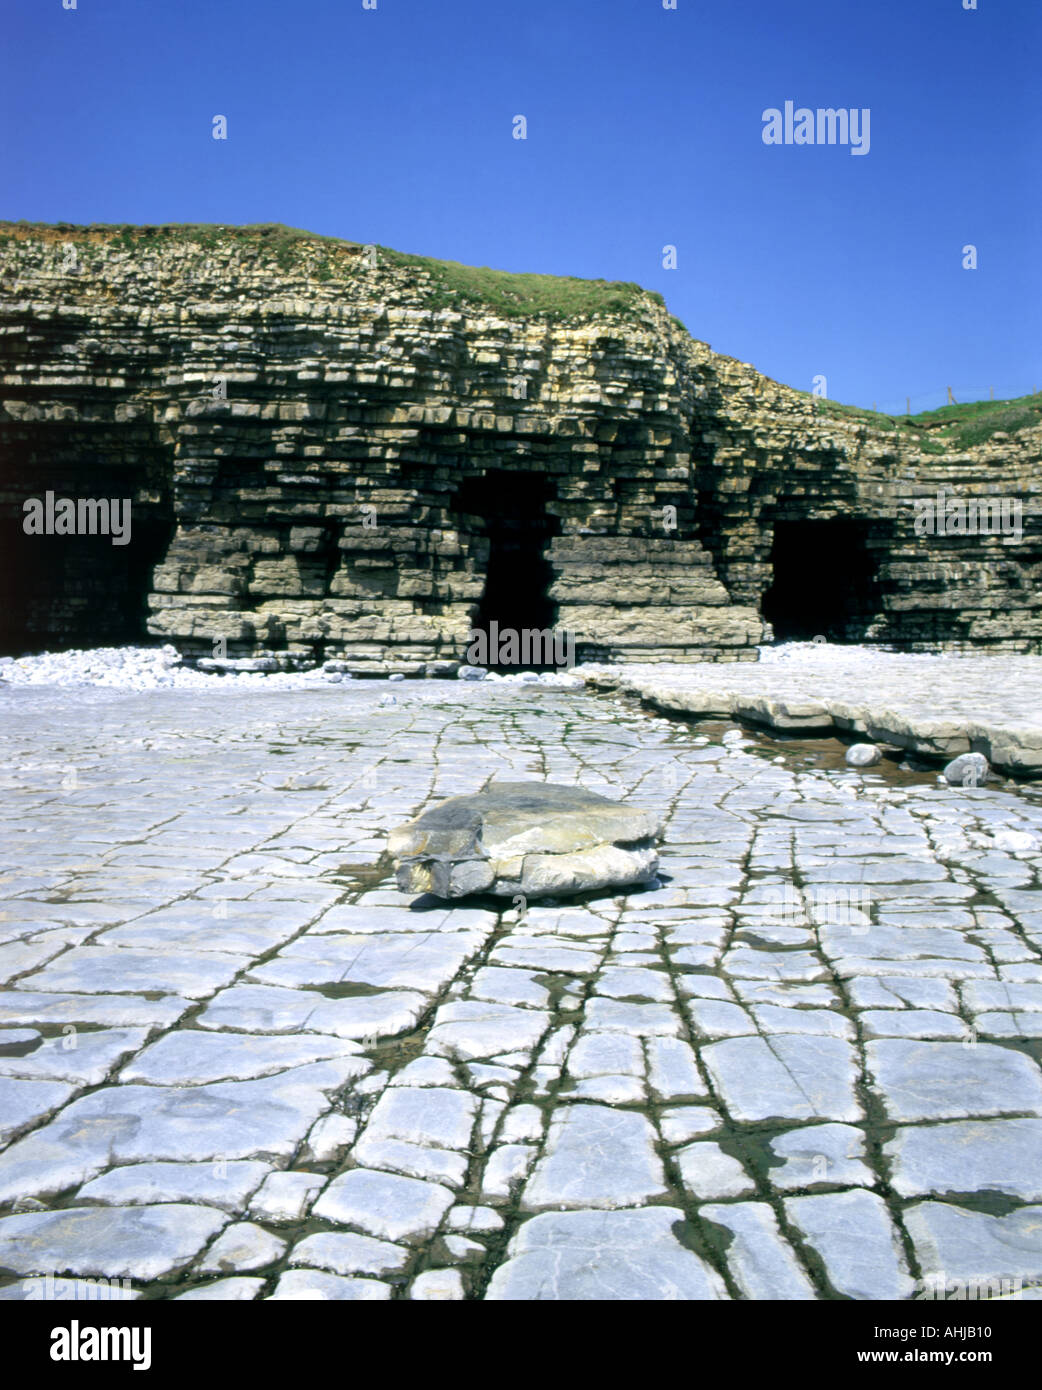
[0,224,1038,667]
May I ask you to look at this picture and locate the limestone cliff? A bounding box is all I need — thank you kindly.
[0,223,1038,667]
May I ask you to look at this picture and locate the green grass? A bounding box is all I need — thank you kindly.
[815,398,900,430]
[0,221,664,322]
[1,223,1038,422]
[377,246,662,321]
[901,398,1042,450]
[0,221,363,279]
[812,390,1042,452]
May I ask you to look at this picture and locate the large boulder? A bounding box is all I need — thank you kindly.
[388,782,664,900]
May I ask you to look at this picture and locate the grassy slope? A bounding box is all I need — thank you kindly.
[816,392,1042,452]
[0,220,663,323]
[1,220,1035,447]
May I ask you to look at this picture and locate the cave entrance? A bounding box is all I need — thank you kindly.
[762,519,883,641]
[451,470,560,669]
[0,511,176,656]
[0,452,175,656]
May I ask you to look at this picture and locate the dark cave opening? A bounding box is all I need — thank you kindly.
[0,473,175,657]
[762,519,884,642]
[451,469,560,668]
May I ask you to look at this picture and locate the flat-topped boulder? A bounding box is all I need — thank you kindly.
[388,782,663,900]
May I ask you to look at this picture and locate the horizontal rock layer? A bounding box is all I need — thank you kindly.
[0,224,1038,666]
[583,648,1042,776]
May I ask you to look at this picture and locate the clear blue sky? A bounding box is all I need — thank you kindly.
[4,0,1039,412]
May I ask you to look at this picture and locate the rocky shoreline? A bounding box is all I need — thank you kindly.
[0,644,582,692]
[578,643,1042,778]
[4,640,1040,779]
[2,668,1041,1300]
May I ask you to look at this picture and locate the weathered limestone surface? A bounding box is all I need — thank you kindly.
[1,224,1038,667]
[1,672,1041,1300]
[581,645,1042,776]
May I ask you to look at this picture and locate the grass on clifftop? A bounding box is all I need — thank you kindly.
[815,391,1042,452]
[1,223,1033,418]
[0,220,354,271]
[0,220,665,323]
[377,247,662,320]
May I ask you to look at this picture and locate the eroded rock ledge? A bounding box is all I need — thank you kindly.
[580,648,1042,776]
[1,222,1039,668]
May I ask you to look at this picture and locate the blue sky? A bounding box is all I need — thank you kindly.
[4,0,1039,412]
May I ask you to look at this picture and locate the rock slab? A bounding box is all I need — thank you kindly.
[388,782,663,899]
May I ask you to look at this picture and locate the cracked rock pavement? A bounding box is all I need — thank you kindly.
[1,676,1041,1300]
